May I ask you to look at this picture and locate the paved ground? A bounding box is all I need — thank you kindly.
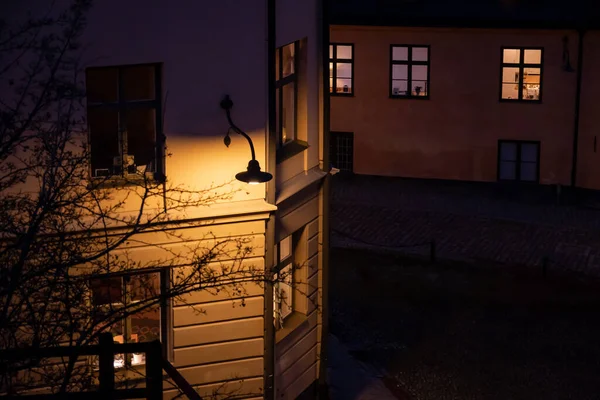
[332,175,600,277]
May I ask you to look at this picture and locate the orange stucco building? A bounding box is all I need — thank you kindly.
[328,0,600,191]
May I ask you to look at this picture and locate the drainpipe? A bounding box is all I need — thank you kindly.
[264,0,277,399]
[570,29,585,189]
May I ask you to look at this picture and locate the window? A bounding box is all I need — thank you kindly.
[390,45,430,98]
[276,42,298,148]
[330,131,354,173]
[329,44,354,95]
[86,64,163,179]
[273,235,293,329]
[90,271,168,368]
[500,48,543,101]
[498,140,540,182]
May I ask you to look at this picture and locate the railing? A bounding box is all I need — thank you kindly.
[0,333,201,400]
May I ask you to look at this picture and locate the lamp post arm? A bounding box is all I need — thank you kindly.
[221,95,256,161]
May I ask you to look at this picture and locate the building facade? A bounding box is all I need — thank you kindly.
[4,0,329,399]
[328,0,600,192]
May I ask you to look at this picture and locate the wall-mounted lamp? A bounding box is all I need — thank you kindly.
[221,95,273,185]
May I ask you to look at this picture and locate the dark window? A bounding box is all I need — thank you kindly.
[86,64,163,179]
[498,140,540,182]
[276,42,298,148]
[90,271,168,368]
[500,48,543,101]
[329,44,354,95]
[330,132,354,173]
[390,45,430,98]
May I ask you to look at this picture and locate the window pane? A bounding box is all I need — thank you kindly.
[336,79,352,93]
[502,83,519,99]
[503,49,520,63]
[524,68,540,83]
[520,143,538,162]
[523,84,540,100]
[88,108,119,174]
[502,67,520,83]
[282,43,295,78]
[281,83,295,143]
[524,49,542,64]
[392,64,408,80]
[86,68,118,103]
[129,273,160,302]
[412,47,428,61]
[279,236,292,262]
[329,45,333,58]
[411,81,428,96]
[125,108,156,171]
[412,65,427,81]
[391,80,408,96]
[499,161,517,180]
[91,277,123,306]
[336,62,352,79]
[122,65,155,101]
[520,162,537,181]
[500,142,518,161]
[279,264,293,319]
[336,45,352,59]
[392,46,408,61]
[329,78,333,93]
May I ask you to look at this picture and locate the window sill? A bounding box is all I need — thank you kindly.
[330,92,354,97]
[389,95,429,100]
[88,173,165,189]
[275,312,308,344]
[277,140,308,164]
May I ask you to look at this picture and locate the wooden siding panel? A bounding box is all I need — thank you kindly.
[307,269,318,297]
[277,326,318,374]
[307,235,318,259]
[164,376,264,399]
[173,296,264,327]
[174,317,263,347]
[279,344,318,395]
[281,363,317,400]
[307,218,319,239]
[174,338,264,368]
[177,358,263,387]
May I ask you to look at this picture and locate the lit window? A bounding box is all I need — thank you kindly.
[90,272,166,368]
[390,45,430,98]
[498,140,540,182]
[500,48,543,101]
[86,64,163,179]
[273,235,293,329]
[276,42,298,148]
[329,43,354,95]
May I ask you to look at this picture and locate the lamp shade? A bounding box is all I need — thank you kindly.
[235,159,273,184]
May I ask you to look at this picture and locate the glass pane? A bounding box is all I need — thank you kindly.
[503,49,520,63]
[130,273,160,302]
[281,83,295,143]
[392,64,408,80]
[499,161,517,180]
[329,78,333,93]
[91,277,123,306]
[520,162,537,181]
[524,49,542,64]
[502,67,520,83]
[279,236,292,262]
[329,62,334,77]
[524,68,540,84]
[282,43,295,78]
[523,84,540,100]
[336,45,352,59]
[391,80,408,96]
[411,80,428,96]
[88,108,119,174]
[412,65,427,81]
[412,47,428,61]
[336,78,352,93]
[500,142,518,161]
[392,46,408,61]
[279,264,293,318]
[329,45,333,59]
[122,65,155,101]
[502,83,519,99]
[86,68,118,103]
[125,108,156,170]
[336,62,352,79]
[521,143,538,162]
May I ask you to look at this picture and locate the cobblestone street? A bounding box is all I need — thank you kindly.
[332,175,600,277]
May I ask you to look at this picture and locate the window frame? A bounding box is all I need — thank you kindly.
[499,47,544,103]
[389,44,431,100]
[329,43,355,97]
[86,62,164,181]
[276,41,299,149]
[497,139,541,183]
[89,269,170,367]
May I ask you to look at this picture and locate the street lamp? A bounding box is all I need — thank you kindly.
[220,95,273,185]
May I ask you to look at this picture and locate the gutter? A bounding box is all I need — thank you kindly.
[570,29,585,188]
